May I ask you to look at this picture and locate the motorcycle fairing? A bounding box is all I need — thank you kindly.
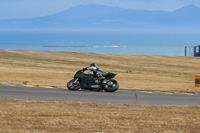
[75,72,99,89]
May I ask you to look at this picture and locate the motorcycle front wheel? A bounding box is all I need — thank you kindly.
[103,79,119,92]
[67,79,81,91]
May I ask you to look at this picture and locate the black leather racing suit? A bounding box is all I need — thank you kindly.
[84,64,107,79]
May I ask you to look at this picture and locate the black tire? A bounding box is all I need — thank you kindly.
[67,79,81,91]
[103,79,119,92]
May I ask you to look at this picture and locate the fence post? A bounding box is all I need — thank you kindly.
[199,45,200,57]
[185,46,187,56]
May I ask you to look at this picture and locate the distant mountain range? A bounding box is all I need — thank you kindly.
[0,4,200,31]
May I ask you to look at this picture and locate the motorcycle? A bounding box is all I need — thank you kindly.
[67,69,119,92]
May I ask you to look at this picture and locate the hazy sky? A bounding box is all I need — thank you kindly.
[0,0,200,19]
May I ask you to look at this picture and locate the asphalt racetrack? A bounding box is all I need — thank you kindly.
[0,84,200,105]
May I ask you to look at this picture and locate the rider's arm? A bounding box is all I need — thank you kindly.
[82,66,97,71]
[86,66,97,71]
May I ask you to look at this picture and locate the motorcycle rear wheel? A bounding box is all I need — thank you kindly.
[103,79,119,92]
[67,79,81,91]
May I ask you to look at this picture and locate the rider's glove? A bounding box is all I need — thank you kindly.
[82,68,87,71]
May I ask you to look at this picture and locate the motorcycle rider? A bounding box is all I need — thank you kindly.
[83,63,107,80]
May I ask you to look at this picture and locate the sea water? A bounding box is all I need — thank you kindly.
[0,31,200,56]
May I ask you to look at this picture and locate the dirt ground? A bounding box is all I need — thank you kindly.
[1,49,200,93]
[0,99,200,133]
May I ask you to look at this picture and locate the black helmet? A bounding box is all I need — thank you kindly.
[90,63,97,67]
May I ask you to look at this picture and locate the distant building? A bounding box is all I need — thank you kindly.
[185,45,200,57]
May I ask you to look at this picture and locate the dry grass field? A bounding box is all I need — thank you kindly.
[0,49,200,93]
[0,99,200,133]
[1,49,200,133]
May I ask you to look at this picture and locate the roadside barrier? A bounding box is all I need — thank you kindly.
[195,74,200,87]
